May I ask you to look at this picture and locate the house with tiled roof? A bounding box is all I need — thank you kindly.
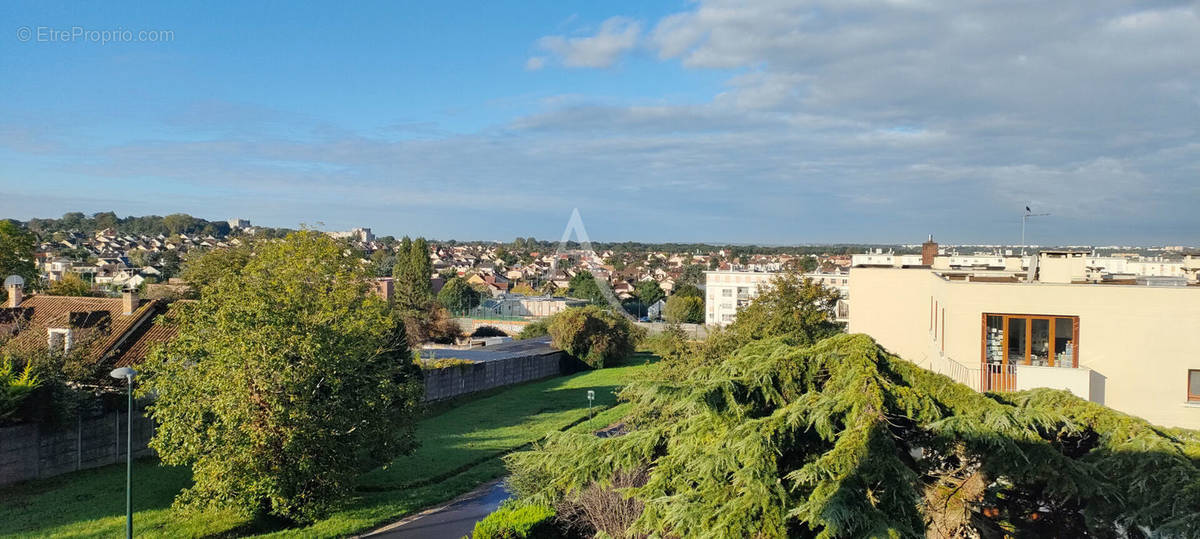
[110,300,190,368]
[0,284,173,380]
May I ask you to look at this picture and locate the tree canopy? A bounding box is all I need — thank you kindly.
[139,231,424,523]
[392,236,432,311]
[723,272,841,348]
[635,280,664,306]
[503,266,1200,537]
[546,306,643,369]
[438,276,481,314]
[566,273,605,305]
[509,333,1200,537]
[663,295,703,324]
[0,221,37,296]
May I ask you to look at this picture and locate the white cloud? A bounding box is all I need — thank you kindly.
[534,16,642,68]
[525,56,546,71]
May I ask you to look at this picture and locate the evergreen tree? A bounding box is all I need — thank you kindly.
[508,334,1200,537]
[391,236,420,311]
[410,238,432,299]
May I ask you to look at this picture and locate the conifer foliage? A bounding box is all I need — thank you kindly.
[507,334,1200,537]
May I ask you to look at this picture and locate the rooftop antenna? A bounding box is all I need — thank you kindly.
[1021,205,1050,258]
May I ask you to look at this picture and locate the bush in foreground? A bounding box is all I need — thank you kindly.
[547,306,643,368]
[507,333,1200,537]
[472,501,559,539]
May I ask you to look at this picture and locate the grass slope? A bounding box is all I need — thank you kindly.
[0,354,653,538]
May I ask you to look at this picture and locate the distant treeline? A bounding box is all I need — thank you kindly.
[17,212,293,241]
[438,237,920,256]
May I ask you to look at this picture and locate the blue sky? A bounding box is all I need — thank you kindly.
[2,1,1198,245]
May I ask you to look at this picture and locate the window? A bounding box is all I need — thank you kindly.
[47,328,72,354]
[982,313,1078,368]
[1189,370,1200,403]
[722,288,732,297]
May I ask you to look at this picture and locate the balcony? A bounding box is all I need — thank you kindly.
[930,355,1104,404]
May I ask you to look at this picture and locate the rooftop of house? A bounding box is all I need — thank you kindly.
[111,300,190,368]
[0,294,160,365]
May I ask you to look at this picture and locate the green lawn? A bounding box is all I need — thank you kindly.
[0,353,655,538]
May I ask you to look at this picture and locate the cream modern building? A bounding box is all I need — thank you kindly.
[705,270,850,326]
[849,251,1200,430]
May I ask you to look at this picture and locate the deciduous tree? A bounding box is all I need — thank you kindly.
[566,273,605,305]
[139,231,424,523]
[438,276,481,314]
[663,295,703,324]
[0,221,37,296]
[634,280,664,306]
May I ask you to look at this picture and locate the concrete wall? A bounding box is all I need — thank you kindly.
[850,267,1200,429]
[0,406,154,486]
[1014,364,1092,398]
[636,321,708,340]
[422,350,565,402]
[454,318,531,336]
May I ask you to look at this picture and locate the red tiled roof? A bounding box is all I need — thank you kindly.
[111,301,191,368]
[0,295,159,366]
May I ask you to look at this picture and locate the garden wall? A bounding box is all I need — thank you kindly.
[422,350,567,402]
[0,405,154,486]
[0,349,568,486]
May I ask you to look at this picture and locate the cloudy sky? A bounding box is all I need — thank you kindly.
[2,1,1197,245]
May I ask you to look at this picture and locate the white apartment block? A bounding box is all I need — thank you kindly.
[850,250,1200,429]
[705,270,850,326]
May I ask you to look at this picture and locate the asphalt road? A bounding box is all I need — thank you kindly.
[364,480,510,539]
[420,337,555,362]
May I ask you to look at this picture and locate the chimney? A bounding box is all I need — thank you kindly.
[921,235,938,266]
[122,288,138,315]
[6,284,22,308]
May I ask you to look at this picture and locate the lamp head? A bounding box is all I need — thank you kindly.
[110,367,136,380]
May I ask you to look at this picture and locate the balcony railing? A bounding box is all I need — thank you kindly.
[930,354,1092,400]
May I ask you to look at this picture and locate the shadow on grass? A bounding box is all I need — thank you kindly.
[0,457,190,536]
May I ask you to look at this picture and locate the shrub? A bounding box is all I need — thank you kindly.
[547,306,643,369]
[643,324,690,364]
[473,501,559,539]
[515,319,550,340]
[472,325,509,338]
[400,303,462,345]
[0,356,40,423]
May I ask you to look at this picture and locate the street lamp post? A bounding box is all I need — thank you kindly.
[110,367,136,539]
[587,390,595,419]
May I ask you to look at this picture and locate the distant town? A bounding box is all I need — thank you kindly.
[16,212,1198,326]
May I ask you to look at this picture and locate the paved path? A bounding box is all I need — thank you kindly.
[363,480,510,539]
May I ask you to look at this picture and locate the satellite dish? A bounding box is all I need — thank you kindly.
[3,275,24,288]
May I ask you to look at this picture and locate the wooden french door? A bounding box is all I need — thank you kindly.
[981,313,1079,391]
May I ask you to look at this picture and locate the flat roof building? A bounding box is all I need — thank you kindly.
[705,270,850,326]
[849,250,1200,429]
